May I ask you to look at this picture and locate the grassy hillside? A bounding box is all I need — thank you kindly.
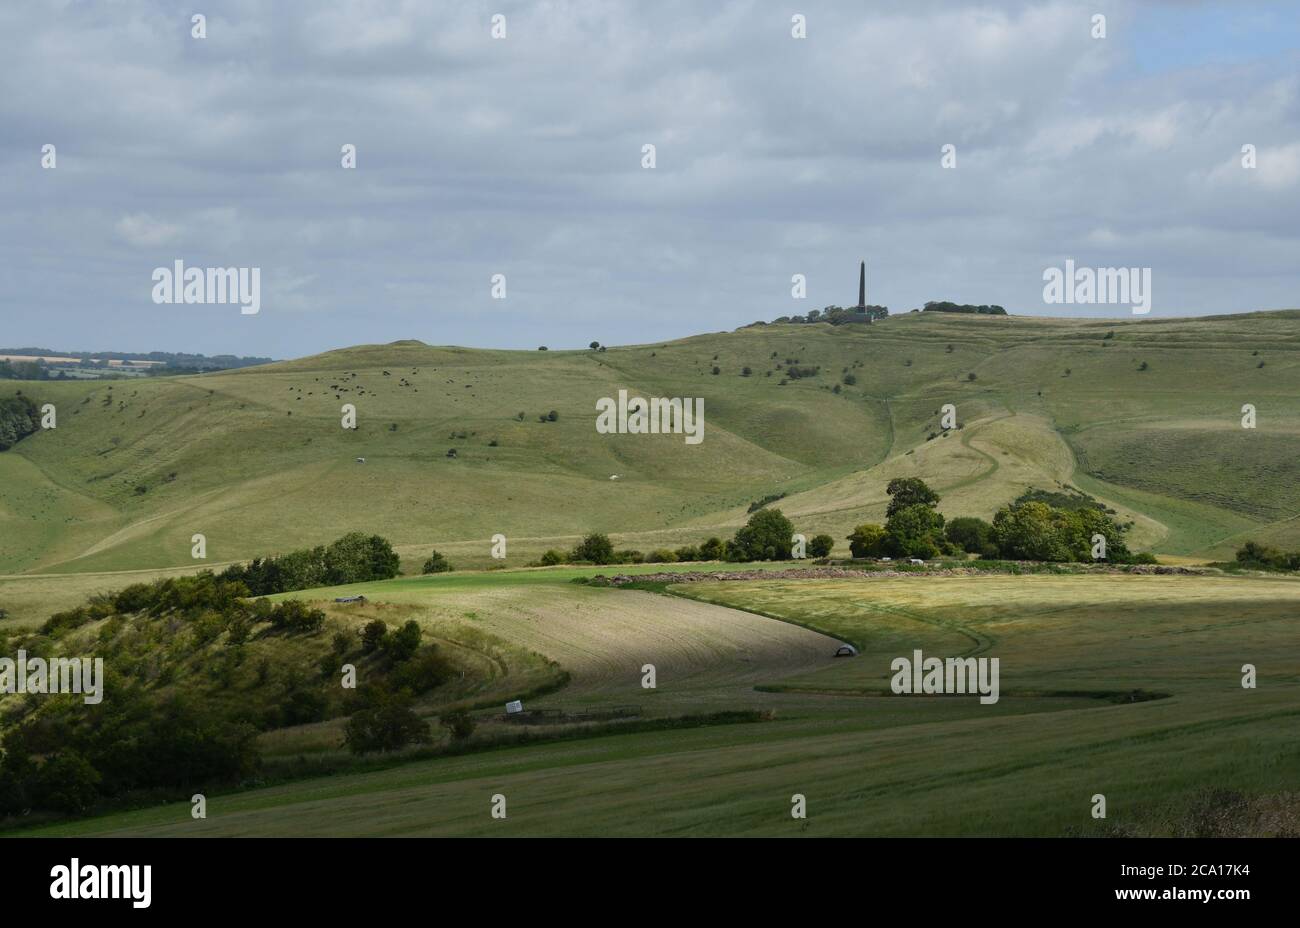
[3,310,1299,582]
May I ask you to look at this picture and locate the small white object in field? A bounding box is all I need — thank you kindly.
[609,474,620,480]
[505,699,523,714]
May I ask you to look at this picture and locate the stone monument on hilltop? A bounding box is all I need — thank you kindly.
[857,260,867,311]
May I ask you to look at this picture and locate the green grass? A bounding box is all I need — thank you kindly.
[16,570,1299,837]
[4,310,1300,578]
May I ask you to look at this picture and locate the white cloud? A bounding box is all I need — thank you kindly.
[115,213,180,247]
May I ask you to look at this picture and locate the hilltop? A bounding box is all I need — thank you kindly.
[3,310,1299,579]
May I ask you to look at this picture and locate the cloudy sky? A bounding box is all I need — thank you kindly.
[1,0,1297,358]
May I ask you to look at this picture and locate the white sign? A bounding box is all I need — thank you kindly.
[505,700,523,714]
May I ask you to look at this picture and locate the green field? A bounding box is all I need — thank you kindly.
[4,311,1300,837]
[5,311,1300,587]
[15,568,1299,837]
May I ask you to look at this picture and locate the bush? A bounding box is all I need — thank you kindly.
[361,620,388,654]
[699,537,725,560]
[343,694,431,754]
[945,516,994,554]
[808,534,834,558]
[390,647,454,693]
[646,549,678,564]
[539,549,568,566]
[439,709,476,742]
[674,545,700,562]
[571,533,615,565]
[421,550,453,574]
[268,600,325,635]
[381,620,422,662]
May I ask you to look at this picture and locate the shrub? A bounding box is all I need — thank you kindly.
[268,600,325,634]
[361,620,388,654]
[381,620,422,662]
[699,537,726,560]
[421,550,452,574]
[390,647,454,693]
[808,534,834,558]
[439,709,476,742]
[945,516,995,554]
[343,694,431,754]
[539,549,568,566]
[572,533,615,565]
[646,548,678,563]
[674,545,700,562]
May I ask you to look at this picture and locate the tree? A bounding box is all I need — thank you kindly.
[808,534,834,558]
[846,524,887,558]
[589,341,600,350]
[323,533,400,585]
[361,619,388,654]
[731,509,795,561]
[382,620,422,662]
[699,537,725,560]
[571,533,615,565]
[421,550,452,574]
[885,477,940,517]
[991,502,1071,561]
[945,516,994,554]
[32,751,101,814]
[343,694,431,754]
[884,504,946,558]
[0,395,41,450]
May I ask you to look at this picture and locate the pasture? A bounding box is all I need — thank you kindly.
[19,569,1299,837]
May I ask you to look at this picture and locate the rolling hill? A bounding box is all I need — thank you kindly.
[3,309,1300,587]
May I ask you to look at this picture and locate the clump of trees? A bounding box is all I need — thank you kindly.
[846,479,1138,563]
[1234,541,1300,571]
[219,532,401,595]
[0,395,41,450]
[764,305,889,325]
[918,301,1007,315]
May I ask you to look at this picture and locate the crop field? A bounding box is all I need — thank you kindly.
[18,569,1299,837]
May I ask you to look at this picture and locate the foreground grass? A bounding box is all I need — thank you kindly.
[15,571,1299,836]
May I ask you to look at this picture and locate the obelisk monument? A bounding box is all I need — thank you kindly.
[857,260,866,310]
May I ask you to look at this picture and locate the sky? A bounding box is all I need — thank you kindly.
[1,0,1297,358]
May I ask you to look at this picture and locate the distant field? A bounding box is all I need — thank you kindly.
[22,570,1300,837]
